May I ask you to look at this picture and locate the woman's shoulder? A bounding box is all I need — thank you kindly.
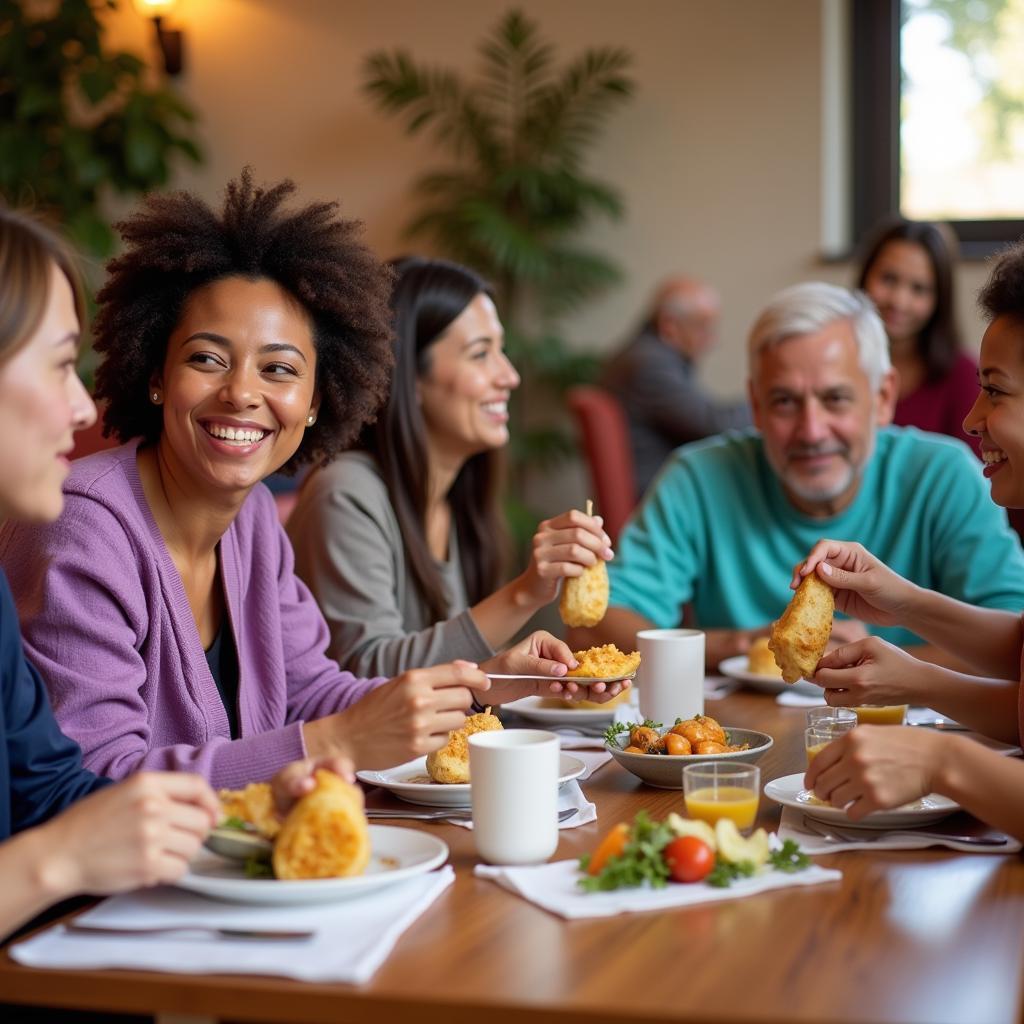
[302,451,392,514]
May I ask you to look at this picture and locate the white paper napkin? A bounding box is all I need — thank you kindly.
[448,779,596,830]
[11,867,454,983]
[475,857,840,919]
[554,732,607,750]
[777,807,1020,855]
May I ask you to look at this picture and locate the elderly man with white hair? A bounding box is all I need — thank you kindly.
[571,282,1024,670]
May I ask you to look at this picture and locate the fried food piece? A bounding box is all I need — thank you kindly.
[768,573,835,683]
[272,770,370,881]
[671,714,727,747]
[426,710,503,784]
[567,644,641,680]
[747,636,784,678]
[218,782,281,840]
[559,560,609,628]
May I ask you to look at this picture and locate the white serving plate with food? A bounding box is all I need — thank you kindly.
[605,728,773,789]
[178,825,448,905]
[763,772,959,829]
[356,752,587,807]
[501,695,631,726]
[718,655,822,698]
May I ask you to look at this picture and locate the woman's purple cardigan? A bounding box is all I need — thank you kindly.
[0,442,386,789]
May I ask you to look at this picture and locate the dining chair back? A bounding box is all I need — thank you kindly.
[565,385,638,546]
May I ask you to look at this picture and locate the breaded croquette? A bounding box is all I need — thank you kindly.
[426,710,503,784]
[218,782,281,840]
[567,643,641,680]
[768,572,835,683]
[273,770,371,880]
[559,560,609,628]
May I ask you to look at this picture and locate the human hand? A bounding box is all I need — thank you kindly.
[270,756,356,817]
[791,540,916,627]
[516,509,613,609]
[481,630,630,703]
[38,772,220,898]
[813,636,930,705]
[804,725,947,820]
[311,661,488,769]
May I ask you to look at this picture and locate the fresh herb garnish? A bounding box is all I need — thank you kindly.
[577,811,673,892]
[603,721,630,743]
[220,816,250,831]
[768,839,811,873]
[706,856,758,888]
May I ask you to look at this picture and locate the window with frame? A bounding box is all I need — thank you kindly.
[853,0,1024,255]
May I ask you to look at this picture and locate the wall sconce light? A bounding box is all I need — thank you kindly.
[132,0,185,77]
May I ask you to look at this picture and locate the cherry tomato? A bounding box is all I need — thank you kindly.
[664,836,714,883]
[587,822,630,876]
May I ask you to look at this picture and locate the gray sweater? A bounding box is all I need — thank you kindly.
[287,451,494,677]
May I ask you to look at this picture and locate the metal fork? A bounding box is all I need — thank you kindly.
[801,815,1009,847]
[65,922,314,941]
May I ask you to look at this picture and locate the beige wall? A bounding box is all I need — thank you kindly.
[102,0,989,497]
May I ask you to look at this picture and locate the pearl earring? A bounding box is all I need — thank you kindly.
[307,414,315,426]
[151,391,161,403]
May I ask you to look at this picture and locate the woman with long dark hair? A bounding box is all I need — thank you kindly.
[288,257,616,680]
[857,217,977,448]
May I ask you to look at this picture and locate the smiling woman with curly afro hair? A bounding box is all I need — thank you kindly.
[0,170,521,788]
[92,168,394,472]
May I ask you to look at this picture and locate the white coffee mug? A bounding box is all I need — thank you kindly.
[636,628,705,725]
[468,729,560,865]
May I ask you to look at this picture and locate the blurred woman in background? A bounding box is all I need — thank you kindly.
[288,256,620,683]
[857,216,977,449]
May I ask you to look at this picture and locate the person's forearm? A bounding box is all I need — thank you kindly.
[903,588,1021,679]
[910,663,1020,744]
[902,643,1006,677]
[935,734,1024,841]
[468,575,543,650]
[0,827,75,940]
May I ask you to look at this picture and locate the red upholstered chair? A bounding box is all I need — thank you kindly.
[565,385,638,546]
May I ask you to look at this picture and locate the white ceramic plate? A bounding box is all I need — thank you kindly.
[763,772,959,829]
[356,752,587,807]
[501,695,624,726]
[177,825,448,905]
[718,655,822,698]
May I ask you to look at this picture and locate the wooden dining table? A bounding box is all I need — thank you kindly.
[2,688,1023,1024]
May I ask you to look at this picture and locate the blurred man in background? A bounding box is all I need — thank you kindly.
[603,275,751,494]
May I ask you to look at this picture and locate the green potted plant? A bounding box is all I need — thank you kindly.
[363,9,634,541]
[0,0,202,260]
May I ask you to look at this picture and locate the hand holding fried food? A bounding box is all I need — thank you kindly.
[768,572,835,683]
[567,643,641,680]
[558,499,610,627]
[218,769,371,881]
[425,709,503,784]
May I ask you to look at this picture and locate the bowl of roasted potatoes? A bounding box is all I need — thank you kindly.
[605,715,773,789]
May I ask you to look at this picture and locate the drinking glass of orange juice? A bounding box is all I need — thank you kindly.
[853,704,908,725]
[683,763,760,834]
[806,707,858,729]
